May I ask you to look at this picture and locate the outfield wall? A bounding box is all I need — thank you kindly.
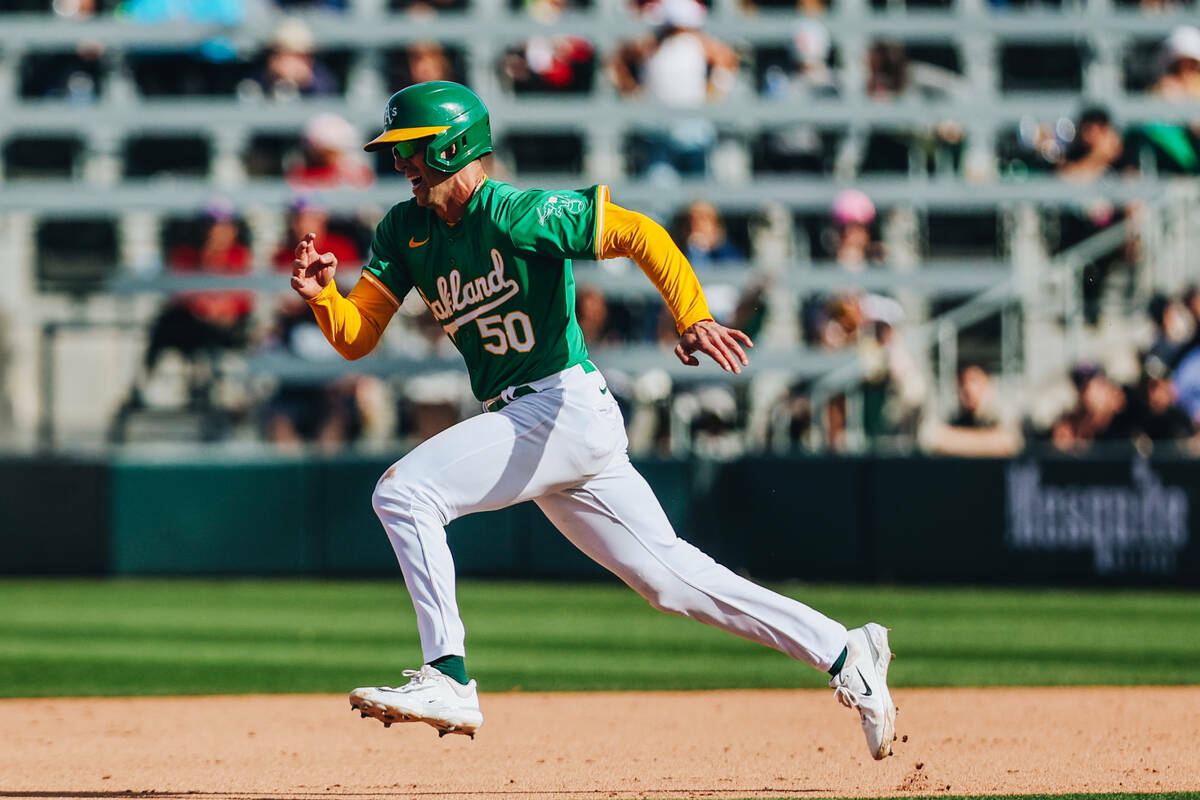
[2,452,1198,586]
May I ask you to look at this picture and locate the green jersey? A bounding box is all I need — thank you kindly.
[363,178,606,401]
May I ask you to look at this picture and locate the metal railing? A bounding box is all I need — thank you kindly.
[807,181,1200,450]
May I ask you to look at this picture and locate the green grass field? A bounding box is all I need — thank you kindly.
[1,579,1199,697]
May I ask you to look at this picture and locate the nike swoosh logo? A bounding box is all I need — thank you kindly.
[600,386,608,395]
[409,236,429,248]
[856,667,873,696]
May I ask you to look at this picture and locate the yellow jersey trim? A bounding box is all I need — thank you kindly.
[593,184,609,261]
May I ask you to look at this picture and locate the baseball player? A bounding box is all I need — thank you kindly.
[290,81,896,759]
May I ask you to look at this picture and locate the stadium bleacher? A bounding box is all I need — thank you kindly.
[2,0,1200,456]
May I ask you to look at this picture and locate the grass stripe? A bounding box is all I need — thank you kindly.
[1,579,1199,696]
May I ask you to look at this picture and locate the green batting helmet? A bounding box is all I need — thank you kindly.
[363,81,492,174]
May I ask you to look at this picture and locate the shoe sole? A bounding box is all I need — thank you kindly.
[348,690,481,739]
[861,622,897,760]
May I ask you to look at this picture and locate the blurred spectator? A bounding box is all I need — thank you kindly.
[1175,284,1200,362]
[761,21,836,100]
[829,189,883,271]
[866,41,907,99]
[286,113,374,189]
[390,0,468,16]
[672,201,743,266]
[1132,27,1200,174]
[19,44,105,102]
[271,198,363,274]
[243,18,338,101]
[1147,293,1192,367]
[1153,26,1200,101]
[400,374,468,444]
[924,364,1022,456]
[858,316,925,444]
[609,0,737,103]
[142,201,253,399]
[1049,364,1136,452]
[674,385,744,459]
[802,294,912,451]
[609,0,738,177]
[394,42,456,89]
[814,293,865,349]
[264,373,383,451]
[866,40,967,103]
[1131,356,1195,444]
[1124,0,1192,9]
[501,36,595,94]
[1057,107,1135,182]
[740,0,828,16]
[1169,328,1200,422]
[53,0,98,16]
[575,286,615,346]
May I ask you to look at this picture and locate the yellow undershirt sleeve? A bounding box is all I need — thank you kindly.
[305,276,399,360]
[597,200,713,334]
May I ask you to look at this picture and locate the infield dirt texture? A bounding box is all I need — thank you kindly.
[1,687,1199,798]
[1,581,1198,799]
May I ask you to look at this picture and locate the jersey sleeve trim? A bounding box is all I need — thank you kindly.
[361,270,401,308]
[593,184,610,261]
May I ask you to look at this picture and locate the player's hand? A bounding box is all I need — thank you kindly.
[290,232,337,299]
[675,319,753,374]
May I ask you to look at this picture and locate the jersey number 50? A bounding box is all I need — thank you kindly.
[477,312,535,355]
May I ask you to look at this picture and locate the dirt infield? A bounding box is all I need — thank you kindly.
[1,687,1197,799]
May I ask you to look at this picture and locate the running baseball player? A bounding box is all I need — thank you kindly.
[290,81,897,759]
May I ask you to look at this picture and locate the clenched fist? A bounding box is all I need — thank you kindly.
[291,232,338,299]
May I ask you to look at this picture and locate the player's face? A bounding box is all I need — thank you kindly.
[393,139,449,208]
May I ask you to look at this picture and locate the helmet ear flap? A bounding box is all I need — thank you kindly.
[422,111,493,173]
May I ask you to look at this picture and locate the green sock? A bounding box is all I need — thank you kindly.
[828,646,848,677]
[429,654,469,685]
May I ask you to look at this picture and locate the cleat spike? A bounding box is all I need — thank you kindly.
[383,722,391,728]
[438,730,447,738]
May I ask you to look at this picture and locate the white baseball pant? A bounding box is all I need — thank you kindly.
[370,362,848,672]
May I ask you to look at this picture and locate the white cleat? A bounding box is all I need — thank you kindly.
[349,665,483,739]
[829,622,897,760]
